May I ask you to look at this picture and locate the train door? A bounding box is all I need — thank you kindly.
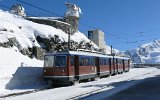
[122,59,125,72]
[116,58,118,74]
[128,59,130,71]
[109,58,113,75]
[113,57,116,74]
[74,55,79,81]
[69,55,75,80]
[125,59,130,72]
[95,57,100,76]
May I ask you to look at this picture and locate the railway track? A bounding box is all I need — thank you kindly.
[0,69,158,100]
[66,70,159,100]
[0,87,51,99]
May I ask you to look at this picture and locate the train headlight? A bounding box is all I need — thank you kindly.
[62,69,65,75]
[92,67,94,70]
[44,70,46,73]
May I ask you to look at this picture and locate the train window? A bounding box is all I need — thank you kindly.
[110,58,113,65]
[79,56,84,66]
[124,60,128,65]
[44,56,54,67]
[79,56,95,66]
[100,58,102,65]
[55,55,66,67]
[106,58,110,65]
[118,59,122,64]
[104,59,106,65]
[89,57,95,66]
[86,58,89,66]
[100,58,108,65]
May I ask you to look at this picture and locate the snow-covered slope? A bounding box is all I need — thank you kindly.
[0,9,100,50]
[125,39,160,64]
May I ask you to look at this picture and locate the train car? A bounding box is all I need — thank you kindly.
[43,50,130,85]
[75,54,96,81]
[43,51,75,85]
[96,56,112,77]
[114,56,125,74]
[123,58,130,72]
[109,56,121,75]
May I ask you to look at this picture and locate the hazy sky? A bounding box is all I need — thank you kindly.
[1,0,160,51]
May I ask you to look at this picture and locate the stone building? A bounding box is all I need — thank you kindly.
[10,4,26,17]
[26,17,70,33]
[88,29,106,50]
[32,47,45,60]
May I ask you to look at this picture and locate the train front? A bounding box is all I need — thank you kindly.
[43,51,74,85]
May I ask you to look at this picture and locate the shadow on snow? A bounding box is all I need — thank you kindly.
[5,66,47,90]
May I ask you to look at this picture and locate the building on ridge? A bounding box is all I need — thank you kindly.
[10,4,26,17]
[88,29,106,51]
[65,2,82,34]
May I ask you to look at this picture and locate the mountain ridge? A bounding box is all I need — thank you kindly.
[125,39,160,64]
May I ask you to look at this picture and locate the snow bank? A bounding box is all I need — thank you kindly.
[0,47,46,95]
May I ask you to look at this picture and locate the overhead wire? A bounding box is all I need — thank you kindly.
[0,4,11,10]
[16,0,63,17]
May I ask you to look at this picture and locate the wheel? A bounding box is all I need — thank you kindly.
[91,78,95,81]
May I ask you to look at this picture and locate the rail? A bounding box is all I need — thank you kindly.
[133,64,160,68]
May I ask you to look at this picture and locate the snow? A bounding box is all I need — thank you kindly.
[27,17,63,20]
[0,47,47,96]
[27,17,70,26]
[1,67,160,100]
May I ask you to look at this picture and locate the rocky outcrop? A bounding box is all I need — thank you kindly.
[0,37,16,48]
[0,35,97,60]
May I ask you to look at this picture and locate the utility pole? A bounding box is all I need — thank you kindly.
[111,45,112,55]
[68,26,72,50]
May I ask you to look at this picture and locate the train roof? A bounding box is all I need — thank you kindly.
[45,50,112,58]
[114,56,130,60]
[45,50,130,59]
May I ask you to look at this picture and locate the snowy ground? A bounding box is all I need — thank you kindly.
[1,67,160,100]
[0,47,48,96]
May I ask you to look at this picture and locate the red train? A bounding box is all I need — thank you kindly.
[43,50,130,85]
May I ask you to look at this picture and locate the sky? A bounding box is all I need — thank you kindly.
[1,0,160,51]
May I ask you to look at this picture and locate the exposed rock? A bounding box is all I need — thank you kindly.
[0,37,17,47]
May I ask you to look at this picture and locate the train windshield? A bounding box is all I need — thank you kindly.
[44,56,55,67]
[44,55,67,67]
[55,55,67,67]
